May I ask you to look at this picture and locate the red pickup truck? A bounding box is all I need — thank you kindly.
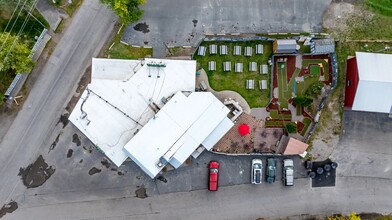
[208,161,220,191]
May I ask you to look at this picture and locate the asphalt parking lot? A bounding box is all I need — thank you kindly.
[24,122,309,201]
[122,0,332,57]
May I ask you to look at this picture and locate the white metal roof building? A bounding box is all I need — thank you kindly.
[346,52,392,113]
[124,91,233,178]
[69,58,197,167]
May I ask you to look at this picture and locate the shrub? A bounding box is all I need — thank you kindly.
[285,122,297,133]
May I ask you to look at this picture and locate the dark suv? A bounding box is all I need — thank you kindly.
[266,158,276,184]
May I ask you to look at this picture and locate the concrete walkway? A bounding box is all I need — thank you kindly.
[196,69,251,114]
[250,107,270,120]
[288,103,304,122]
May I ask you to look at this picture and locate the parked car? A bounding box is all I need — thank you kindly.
[208,161,219,191]
[266,158,276,184]
[251,159,262,184]
[283,159,294,186]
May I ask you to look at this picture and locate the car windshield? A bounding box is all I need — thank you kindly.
[210,168,218,173]
[254,164,261,169]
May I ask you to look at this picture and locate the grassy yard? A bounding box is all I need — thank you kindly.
[194,41,273,108]
[269,110,292,120]
[104,24,153,59]
[51,0,84,16]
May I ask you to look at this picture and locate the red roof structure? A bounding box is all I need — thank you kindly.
[238,124,250,136]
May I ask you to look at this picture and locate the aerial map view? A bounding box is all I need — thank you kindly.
[0,0,391,219]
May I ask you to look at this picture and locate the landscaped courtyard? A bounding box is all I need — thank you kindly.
[194,40,273,108]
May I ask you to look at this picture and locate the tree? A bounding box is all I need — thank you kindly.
[328,212,361,220]
[100,0,146,24]
[285,122,297,134]
[293,96,313,107]
[0,33,34,73]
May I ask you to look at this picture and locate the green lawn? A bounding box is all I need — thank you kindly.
[104,23,153,59]
[310,65,321,76]
[270,110,292,119]
[301,117,312,136]
[194,40,273,108]
[366,0,392,16]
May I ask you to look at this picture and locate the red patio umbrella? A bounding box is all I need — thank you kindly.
[238,124,250,136]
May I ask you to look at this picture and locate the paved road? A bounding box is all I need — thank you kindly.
[5,177,392,220]
[122,0,332,57]
[0,0,117,205]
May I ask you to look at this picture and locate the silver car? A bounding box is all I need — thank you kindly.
[251,159,262,184]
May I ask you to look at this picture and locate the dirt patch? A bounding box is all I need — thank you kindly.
[88,167,101,175]
[133,22,150,34]
[72,133,81,146]
[135,187,147,199]
[18,155,55,188]
[101,159,111,168]
[0,201,18,218]
[66,149,73,158]
[323,3,355,32]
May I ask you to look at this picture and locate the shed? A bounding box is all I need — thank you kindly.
[256,44,263,54]
[244,46,252,56]
[246,80,254,89]
[208,61,216,71]
[220,45,228,55]
[198,46,207,56]
[209,44,217,55]
[235,63,243,73]
[259,80,267,90]
[249,62,257,72]
[223,61,231,71]
[273,39,297,54]
[311,39,335,54]
[283,137,309,155]
[234,46,242,55]
[260,64,268,74]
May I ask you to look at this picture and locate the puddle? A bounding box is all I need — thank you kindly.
[88,167,101,175]
[56,113,69,128]
[72,134,81,146]
[66,149,73,158]
[79,159,83,163]
[157,176,167,183]
[19,155,55,188]
[192,19,198,27]
[144,41,148,45]
[0,201,18,218]
[133,22,150,33]
[48,132,62,153]
[101,159,111,168]
[135,187,147,199]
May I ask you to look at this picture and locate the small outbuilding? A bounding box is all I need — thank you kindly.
[244,46,252,56]
[208,61,216,71]
[209,44,218,55]
[235,63,243,73]
[198,46,207,56]
[273,39,297,54]
[311,39,335,54]
[220,45,228,55]
[246,79,254,89]
[249,62,257,72]
[223,61,232,71]
[256,44,263,54]
[234,46,242,55]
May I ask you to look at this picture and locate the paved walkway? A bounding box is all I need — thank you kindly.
[288,103,304,122]
[196,69,251,114]
[250,107,270,120]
